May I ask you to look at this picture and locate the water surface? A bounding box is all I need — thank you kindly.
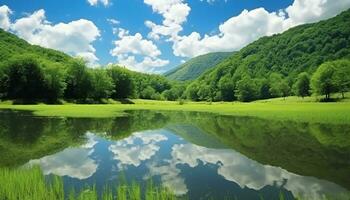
[0,110,349,200]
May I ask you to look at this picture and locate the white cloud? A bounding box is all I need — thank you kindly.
[9,9,100,64]
[144,0,190,41]
[107,18,120,25]
[0,5,12,31]
[110,28,169,72]
[87,0,110,6]
[167,0,350,58]
[285,0,350,26]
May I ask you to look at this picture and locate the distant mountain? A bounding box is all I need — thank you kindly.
[185,9,350,101]
[165,52,232,81]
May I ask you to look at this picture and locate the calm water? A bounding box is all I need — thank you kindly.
[0,110,349,200]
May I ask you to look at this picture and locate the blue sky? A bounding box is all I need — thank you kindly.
[0,0,349,73]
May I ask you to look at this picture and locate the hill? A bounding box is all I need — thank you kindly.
[185,9,350,101]
[0,28,73,65]
[165,52,232,81]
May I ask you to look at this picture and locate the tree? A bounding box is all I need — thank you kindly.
[141,86,156,99]
[311,62,337,99]
[218,75,235,101]
[280,80,290,99]
[42,62,67,101]
[235,76,258,102]
[293,72,310,98]
[332,59,350,98]
[64,59,93,100]
[5,55,46,100]
[0,65,8,99]
[268,73,284,97]
[108,66,135,99]
[90,69,114,100]
[185,82,200,101]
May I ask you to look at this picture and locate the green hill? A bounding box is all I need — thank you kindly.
[0,29,73,65]
[185,9,350,101]
[165,52,232,81]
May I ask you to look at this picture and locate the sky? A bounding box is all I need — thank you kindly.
[0,0,350,74]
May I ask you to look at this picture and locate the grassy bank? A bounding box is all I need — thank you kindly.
[0,100,350,124]
[0,166,177,200]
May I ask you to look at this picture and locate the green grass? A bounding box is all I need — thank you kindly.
[0,166,177,200]
[0,99,350,124]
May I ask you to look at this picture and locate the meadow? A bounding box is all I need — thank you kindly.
[0,96,350,124]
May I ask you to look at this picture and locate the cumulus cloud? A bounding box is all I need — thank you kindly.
[151,0,350,58]
[87,0,110,6]
[0,5,12,30]
[144,0,190,40]
[9,9,101,64]
[110,28,169,72]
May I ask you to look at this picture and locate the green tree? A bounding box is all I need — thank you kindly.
[42,62,67,101]
[5,55,46,100]
[268,73,284,97]
[311,62,337,99]
[218,75,235,101]
[235,76,258,102]
[90,69,114,100]
[332,59,350,98]
[293,72,310,98]
[108,66,135,99]
[64,59,93,100]
[185,82,200,101]
[141,86,156,99]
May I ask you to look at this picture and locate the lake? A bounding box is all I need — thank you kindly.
[0,110,349,200]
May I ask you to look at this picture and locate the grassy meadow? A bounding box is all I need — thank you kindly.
[1,95,350,124]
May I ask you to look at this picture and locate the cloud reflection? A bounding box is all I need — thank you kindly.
[27,132,98,180]
[109,131,167,168]
[170,143,348,200]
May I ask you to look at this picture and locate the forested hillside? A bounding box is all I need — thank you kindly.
[165,52,232,81]
[185,9,350,101]
[0,29,179,102]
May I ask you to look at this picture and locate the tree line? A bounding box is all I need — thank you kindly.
[0,55,186,103]
[185,59,350,102]
[0,54,349,103]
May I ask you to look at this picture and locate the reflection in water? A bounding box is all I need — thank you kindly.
[28,133,98,180]
[169,143,347,199]
[109,131,167,168]
[0,110,349,199]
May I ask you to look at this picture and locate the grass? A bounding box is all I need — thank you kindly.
[0,99,350,124]
[1,166,348,200]
[0,166,178,200]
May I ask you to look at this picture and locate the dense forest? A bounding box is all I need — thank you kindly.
[184,9,350,101]
[0,9,350,103]
[165,52,232,81]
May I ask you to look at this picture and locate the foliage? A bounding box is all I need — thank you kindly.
[311,59,350,99]
[89,69,114,100]
[165,52,232,81]
[186,9,350,102]
[293,72,310,98]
